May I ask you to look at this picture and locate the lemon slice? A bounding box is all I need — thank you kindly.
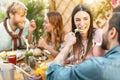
[10,53,16,56]
[7,51,16,56]
[39,62,48,70]
[0,51,7,59]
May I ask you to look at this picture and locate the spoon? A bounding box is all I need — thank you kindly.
[22,35,30,51]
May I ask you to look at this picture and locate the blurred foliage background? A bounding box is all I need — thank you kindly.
[0,0,49,43]
[81,0,113,28]
[0,0,117,43]
[25,0,48,43]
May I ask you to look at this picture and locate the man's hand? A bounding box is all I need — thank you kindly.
[28,19,36,44]
[64,32,76,46]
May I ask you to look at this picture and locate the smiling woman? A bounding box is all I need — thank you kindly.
[66,4,105,64]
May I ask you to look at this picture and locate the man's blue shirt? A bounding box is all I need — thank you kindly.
[46,45,120,80]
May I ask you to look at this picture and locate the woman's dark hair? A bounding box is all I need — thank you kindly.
[71,4,95,61]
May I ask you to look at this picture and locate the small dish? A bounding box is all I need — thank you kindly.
[0,50,25,62]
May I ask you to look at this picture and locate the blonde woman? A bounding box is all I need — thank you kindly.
[38,11,65,57]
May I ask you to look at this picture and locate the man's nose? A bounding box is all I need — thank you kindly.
[22,19,26,23]
[43,22,45,26]
[22,16,26,22]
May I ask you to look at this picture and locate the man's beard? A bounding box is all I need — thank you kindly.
[101,37,108,50]
[101,43,108,50]
[13,22,24,30]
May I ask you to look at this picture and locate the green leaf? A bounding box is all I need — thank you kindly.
[25,0,48,43]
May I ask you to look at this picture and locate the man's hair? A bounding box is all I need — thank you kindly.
[6,1,27,18]
[109,7,120,44]
[113,6,120,12]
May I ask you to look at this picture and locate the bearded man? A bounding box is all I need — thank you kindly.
[0,1,36,51]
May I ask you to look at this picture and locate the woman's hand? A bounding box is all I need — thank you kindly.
[38,37,48,49]
[64,32,76,46]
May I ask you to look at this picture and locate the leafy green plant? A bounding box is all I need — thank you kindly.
[0,12,6,22]
[25,0,48,43]
[0,1,7,22]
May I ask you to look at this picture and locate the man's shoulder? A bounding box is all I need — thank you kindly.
[90,51,120,65]
[87,57,105,65]
[0,21,5,30]
[0,21,4,26]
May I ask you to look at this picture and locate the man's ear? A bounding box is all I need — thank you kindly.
[109,27,117,39]
[9,13,14,18]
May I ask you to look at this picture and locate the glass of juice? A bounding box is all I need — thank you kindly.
[8,53,16,65]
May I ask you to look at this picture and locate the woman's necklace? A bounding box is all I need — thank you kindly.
[76,40,88,64]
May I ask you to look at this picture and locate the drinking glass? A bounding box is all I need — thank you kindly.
[0,63,14,80]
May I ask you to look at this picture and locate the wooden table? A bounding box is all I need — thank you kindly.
[0,51,54,80]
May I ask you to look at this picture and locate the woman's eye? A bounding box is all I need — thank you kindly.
[76,19,81,22]
[84,17,88,20]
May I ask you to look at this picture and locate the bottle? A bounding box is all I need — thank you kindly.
[28,56,36,69]
[25,50,33,64]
